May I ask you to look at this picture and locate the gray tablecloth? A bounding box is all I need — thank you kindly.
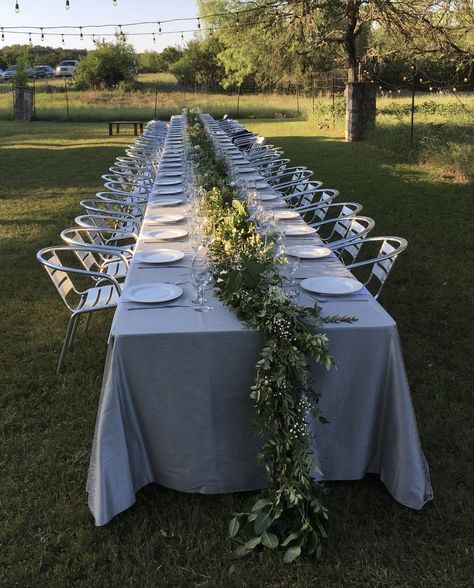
[87,115,433,525]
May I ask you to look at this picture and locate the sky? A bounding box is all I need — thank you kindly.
[1,0,200,52]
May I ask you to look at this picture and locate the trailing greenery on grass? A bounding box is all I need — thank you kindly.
[186,112,355,561]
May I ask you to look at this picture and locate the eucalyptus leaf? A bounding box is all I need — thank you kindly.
[228,517,240,538]
[244,536,262,550]
[261,531,279,549]
[283,546,302,563]
[254,511,273,535]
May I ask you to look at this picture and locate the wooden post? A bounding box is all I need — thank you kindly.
[11,82,15,120]
[410,60,416,147]
[64,79,70,121]
[154,80,159,119]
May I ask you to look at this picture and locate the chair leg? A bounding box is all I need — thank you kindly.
[82,313,93,334]
[68,313,81,351]
[57,314,78,375]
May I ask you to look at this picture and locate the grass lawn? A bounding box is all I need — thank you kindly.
[0,119,473,587]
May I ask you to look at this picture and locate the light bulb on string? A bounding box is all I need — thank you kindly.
[15,2,20,13]
[453,87,457,92]
[1,29,4,42]
[66,0,70,9]
[92,34,96,44]
[429,86,433,91]
[181,31,184,40]
[80,27,83,41]
[62,34,65,45]
[113,0,118,5]
[152,33,156,43]
[29,32,32,45]
[158,22,162,34]
[41,28,44,42]
[197,17,201,30]
[464,77,468,83]
[209,28,213,37]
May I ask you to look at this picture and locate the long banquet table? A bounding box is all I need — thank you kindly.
[87,114,433,525]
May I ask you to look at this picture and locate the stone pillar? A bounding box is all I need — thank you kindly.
[345,82,377,142]
[14,87,34,121]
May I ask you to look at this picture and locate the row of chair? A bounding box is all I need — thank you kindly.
[37,119,169,373]
[217,117,408,301]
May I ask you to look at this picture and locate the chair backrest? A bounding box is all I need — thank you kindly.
[301,202,362,226]
[36,248,76,310]
[343,237,408,298]
[320,216,375,248]
[103,181,149,196]
[75,214,139,234]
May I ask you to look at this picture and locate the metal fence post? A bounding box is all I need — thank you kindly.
[410,60,416,147]
[64,79,70,121]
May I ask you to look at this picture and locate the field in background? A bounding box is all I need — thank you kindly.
[0,120,472,586]
[1,72,472,180]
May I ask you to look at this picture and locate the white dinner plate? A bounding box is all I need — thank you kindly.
[274,210,300,220]
[143,227,188,240]
[146,213,184,224]
[286,245,332,259]
[134,249,184,264]
[300,276,364,295]
[149,197,184,207]
[283,225,317,236]
[151,187,184,196]
[124,282,183,303]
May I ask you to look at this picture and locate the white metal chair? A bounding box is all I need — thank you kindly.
[75,214,140,238]
[298,202,363,227]
[37,246,123,374]
[314,215,376,249]
[333,236,408,299]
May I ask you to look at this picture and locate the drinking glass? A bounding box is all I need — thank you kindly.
[191,256,213,312]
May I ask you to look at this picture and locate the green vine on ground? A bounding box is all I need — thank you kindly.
[185,110,355,562]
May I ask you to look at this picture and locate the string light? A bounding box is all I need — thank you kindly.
[15,2,20,13]
[79,26,83,40]
[92,34,96,44]
[453,87,457,92]
[28,32,32,45]
[429,85,433,91]
[41,27,44,41]
[152,32,156,43]
[158,22,162,34]
[62,33,65,45]
[66,0,70,9]
[2,28,5,42]
[197,17,201,30]
[181,31,184,40]
[113,0,118,5]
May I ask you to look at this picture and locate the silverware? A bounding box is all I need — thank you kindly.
[127,304,191,311]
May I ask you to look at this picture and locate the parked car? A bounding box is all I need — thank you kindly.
[33,65,55,78]
[1,66,17,81]
[55,60,79,77]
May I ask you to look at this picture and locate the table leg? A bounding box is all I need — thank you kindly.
[134,123,138,136]
[108,123,112,136]
[116,123,120,134]
[140,123,143,135]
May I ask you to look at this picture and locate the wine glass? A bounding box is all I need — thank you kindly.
[191,256,213,312]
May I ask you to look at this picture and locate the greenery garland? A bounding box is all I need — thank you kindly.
[186,111,354,562]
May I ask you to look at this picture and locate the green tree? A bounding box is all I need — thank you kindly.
[138,47,183,73]
[75,39,137,90]
[170,36,225,88]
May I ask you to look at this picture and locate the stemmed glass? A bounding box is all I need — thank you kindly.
[191,255,213,312]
